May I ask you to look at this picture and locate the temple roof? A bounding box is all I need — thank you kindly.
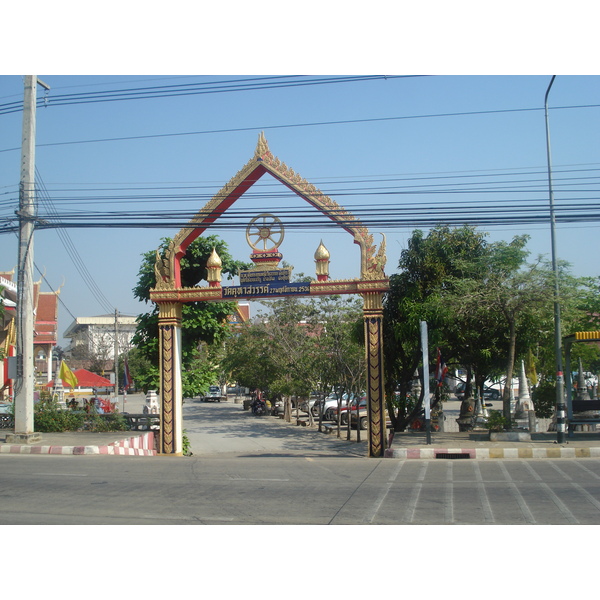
[0,270,60,346]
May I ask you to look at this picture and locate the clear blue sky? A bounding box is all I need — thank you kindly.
[1,8,599,348]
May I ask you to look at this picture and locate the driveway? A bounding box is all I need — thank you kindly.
[183,399,368,458]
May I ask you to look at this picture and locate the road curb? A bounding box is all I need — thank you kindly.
[0,432,157,457]
[384,445,600,459]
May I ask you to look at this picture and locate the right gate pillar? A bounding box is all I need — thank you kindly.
[363,291,386,457]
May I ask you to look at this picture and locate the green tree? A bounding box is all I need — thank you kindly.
[383,225,490,431]
[132,235,250,397]
[222,291,364,429]
[307,295,365,433]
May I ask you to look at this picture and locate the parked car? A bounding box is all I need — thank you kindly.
[299,393,322,414]
[455,380,512,401]
[316,393,362,420]
[331,398,367,424]
[350,407,369,430]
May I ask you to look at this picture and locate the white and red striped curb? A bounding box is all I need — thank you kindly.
[384,446,600,459]
[0,432,157,456]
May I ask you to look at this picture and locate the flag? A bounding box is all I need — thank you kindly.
[59,360,78,389]
[123,358,133,390]
[435,348,448,387]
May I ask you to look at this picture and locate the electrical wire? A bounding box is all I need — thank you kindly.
[2,102,600,155]
[0,75,415,116]
[35,168,116,314]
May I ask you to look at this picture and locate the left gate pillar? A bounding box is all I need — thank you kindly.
[157,301,183,455]
[363,292,386,457]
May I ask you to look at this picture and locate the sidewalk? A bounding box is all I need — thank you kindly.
[288,411,600,459]
[2,396,600,459]
[0,430,156,456]
[0,393,155,456]
[384,429,600,459]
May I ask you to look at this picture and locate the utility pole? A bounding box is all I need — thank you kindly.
[420,321,432,445]
[10,76,49,443]
[544,76,566,444]
[114,309,119,410]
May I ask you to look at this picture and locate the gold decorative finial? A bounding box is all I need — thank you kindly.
[255,131,270,158]
[315,240,330,281]
[207,247,222,268]
[206,248,222,286]
[314,240,330,261]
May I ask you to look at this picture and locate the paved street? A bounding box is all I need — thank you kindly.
[1,400,600,525]
[1,452,600,525]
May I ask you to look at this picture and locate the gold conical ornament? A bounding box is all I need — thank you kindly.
[206,247,222,287]
[315,240,330,281]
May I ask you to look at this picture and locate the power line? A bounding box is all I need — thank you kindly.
[2,102,600,155]
[35,169,116,314]
[0,75,414,116]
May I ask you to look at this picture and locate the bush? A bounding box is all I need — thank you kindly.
[34,399,128,433]
[484,410,513,431]
[531,382,557,419]
[35,400,85,432]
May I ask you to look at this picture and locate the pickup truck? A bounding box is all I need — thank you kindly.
[199,385,226,402]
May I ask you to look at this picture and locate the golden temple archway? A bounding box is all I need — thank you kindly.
[149,134,390,457]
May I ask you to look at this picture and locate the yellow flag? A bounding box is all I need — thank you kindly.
[59,360,78,389]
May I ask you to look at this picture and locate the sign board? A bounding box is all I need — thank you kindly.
[239,268,291,284]
[223,281,311,298]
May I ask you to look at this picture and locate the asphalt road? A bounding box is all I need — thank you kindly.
[2,449,600,525]
[2,400,600,525]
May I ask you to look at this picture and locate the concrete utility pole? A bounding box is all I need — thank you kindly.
[420,321,432,445]
[11,76,49,443]
[544,75,566,444]
[114,309,119,409]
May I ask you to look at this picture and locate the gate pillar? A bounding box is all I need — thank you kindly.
[363,292,386,457]
[157,301,183,455]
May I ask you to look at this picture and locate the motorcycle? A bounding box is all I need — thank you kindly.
[251,399,265,415]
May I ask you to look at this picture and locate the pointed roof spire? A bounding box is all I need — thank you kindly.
[255,131,270,158]
[207,247,222,268]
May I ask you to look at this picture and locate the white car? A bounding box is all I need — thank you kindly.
[314,393,361,420]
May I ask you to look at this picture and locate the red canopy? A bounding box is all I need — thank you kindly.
[47,368,114,389]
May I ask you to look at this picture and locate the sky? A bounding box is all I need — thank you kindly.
[2,0,598,585]
[1,72,598,346]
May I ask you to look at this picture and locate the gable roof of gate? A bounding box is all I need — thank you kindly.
[154,133,386,289]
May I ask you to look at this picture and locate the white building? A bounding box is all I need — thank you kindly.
[63,314,137,361]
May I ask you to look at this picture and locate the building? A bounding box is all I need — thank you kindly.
[0,269,60,398]
[228,302,250,328]
[63,314,138,365]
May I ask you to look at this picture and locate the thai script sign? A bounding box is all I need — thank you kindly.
[223,281,311,298]
[239,268,291,284]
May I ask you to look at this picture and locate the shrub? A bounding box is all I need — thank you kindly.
[34,399,128,432]
[484,410,513,431]
[35,399,86,432]
[531,382,557,418]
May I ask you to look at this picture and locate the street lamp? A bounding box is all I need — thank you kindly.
[544,75,566,443]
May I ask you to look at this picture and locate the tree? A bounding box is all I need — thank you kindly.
[383,225,490,431]
[221,289,365,429]
[307,295,365,434]
[446,237,550,420]
[132,235,250,397]
[222,293,321,423]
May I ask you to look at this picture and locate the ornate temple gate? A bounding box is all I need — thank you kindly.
[149,134,390,457]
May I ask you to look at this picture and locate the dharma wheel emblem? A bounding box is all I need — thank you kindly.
[245,213,285,251]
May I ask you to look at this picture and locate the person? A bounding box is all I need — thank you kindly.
[251,396,264,415]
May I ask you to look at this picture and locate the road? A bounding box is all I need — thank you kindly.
[2,453,600,525]
[1,399,600,525]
